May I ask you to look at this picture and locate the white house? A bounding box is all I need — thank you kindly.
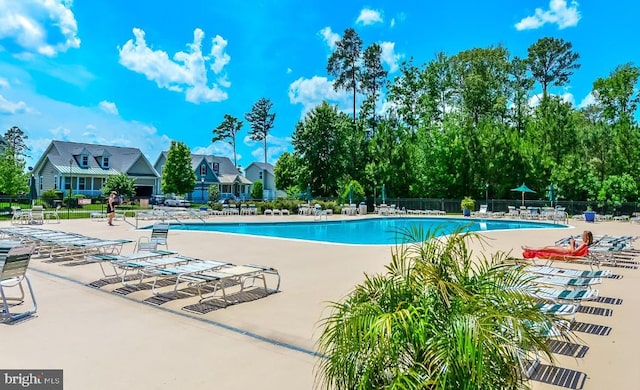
[244,162,285,200]
[154,153,252,202]
[32,140,159,197]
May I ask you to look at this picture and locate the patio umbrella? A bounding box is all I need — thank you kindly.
[348,185,353,204]
[306,184,312,203]
[510,183,536,206]
[28,175,37,205]
[381,183,386,204]
[548,184,556,207]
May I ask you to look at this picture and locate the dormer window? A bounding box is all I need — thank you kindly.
[103,157,109,168]
[212,162,220,175]
[81,155,88,167]
[200,163,206,176]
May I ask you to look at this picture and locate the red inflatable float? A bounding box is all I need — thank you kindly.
[522,244,589,260]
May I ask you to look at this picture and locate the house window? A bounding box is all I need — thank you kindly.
[200,164,206,176]
[212,162,220,174]
[81,155,88,167]
[103,157,109,168]
[65,176,71,190]
[259,171,263,180]
[39,176,43,190]
[79,177,86,190]
[54,176,57,189]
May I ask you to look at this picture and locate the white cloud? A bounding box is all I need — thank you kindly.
[0,79,30,113]
[98,100,118,115]
[192,141,238,162]
[356,8,383,25]
[318,26,339,50]
[380,41,403,73]
[515,0,581,30]
[0,0,81,57]
[528,91,575,107]
[217,75,231,88]
[209,35,230,74]
[578,92,596,108]
[286,68,292,74]
[49,125,71,139]
[118,27,229,104]
[560,92,575,105]
[388,12,406,29]
[288,76,349,115]
[245,134,291,165]
[0,94,28,114]
[0,85,173,170]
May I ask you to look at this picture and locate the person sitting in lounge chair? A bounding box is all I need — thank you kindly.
[521,230,593,258]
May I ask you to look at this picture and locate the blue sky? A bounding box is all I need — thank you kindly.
[0,0,638,171]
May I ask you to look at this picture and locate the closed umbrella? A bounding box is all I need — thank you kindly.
[548,184,556,207]
[306,184,312,204]
[29,175,37,206]
[510,183,536,206]
[381,183,386,205]
[348,185,353,204]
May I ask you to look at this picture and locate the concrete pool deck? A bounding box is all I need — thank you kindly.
[1,214,639,389]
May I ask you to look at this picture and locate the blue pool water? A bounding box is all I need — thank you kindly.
[164,217,566,245]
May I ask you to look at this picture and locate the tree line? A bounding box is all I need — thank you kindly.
[4,32,639,207]
[273,30,639,207]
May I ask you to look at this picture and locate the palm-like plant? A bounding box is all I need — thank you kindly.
[316,226,565,389]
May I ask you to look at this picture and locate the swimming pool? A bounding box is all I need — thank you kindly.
[164,217,566,245]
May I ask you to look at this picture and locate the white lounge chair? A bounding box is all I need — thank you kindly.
[0,245,37,323]
[145,223,169,250]
[534,287,599,302]
[474,204,489,217]
[184,264,281,306]
[10,207,30,225]
[143,259,232,296]
[533,275,601,288]
[29,205,45,225]
[44,205,61,223]
[537,302,578,320]
[525,319,572,338]
[86,245,177,278]
[114,255,195,286]
[524,265,612,279]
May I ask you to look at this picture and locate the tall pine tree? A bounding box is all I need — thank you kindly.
[212,114,243,167]
[327,28,363,122]
[245,98,276,164]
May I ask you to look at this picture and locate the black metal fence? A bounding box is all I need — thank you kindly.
[378,198,640,216]
[0,194,111,219]
[2,194,638,218]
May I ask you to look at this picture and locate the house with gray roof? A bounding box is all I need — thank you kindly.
[32,140,160,197]
[154,152,252,202]
[244,162,284,200]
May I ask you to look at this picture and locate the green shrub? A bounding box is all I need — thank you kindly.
[461,197,475,211]
[208,184,220,202]
[339,180,365,204]
[41,189,63,208]
[251,180,263,200]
